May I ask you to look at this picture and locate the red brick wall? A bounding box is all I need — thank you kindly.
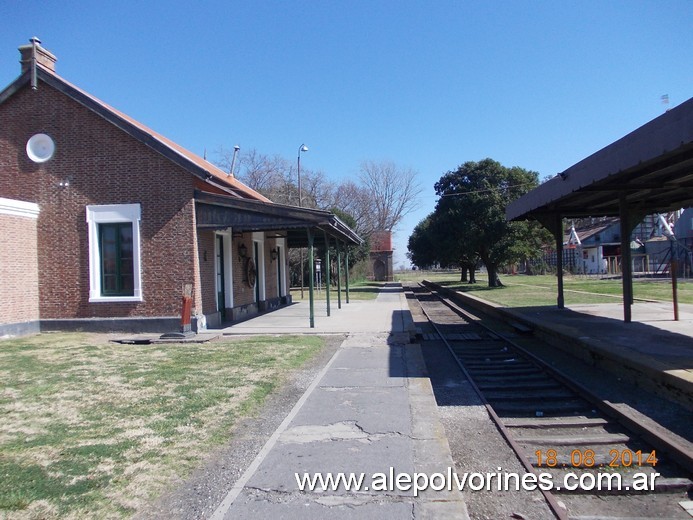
[232,234,255,307]
[197,230,217,314]
[370,230,392,252]
[0,82,198,320]
[263,239,279,298]
[0,213,39,326]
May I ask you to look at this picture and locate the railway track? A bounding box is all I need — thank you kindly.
[409,282,693,520]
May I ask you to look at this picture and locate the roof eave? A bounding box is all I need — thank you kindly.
[507,97,693,221]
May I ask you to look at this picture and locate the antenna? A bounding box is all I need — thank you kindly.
[661,94,670,112]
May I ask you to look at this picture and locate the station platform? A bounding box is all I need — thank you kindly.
[210,284,469,519]
[429,282,693,410]
[219,286,414,335]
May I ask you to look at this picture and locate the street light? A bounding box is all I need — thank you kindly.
[297,144,308,207]
[298,144,308,298]
[229,145,240,177]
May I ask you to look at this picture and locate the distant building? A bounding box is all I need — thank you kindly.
[541,213,692,276]
[368,230,394,281]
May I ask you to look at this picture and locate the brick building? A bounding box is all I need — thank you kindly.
[0,39,360,336]
[367,230,394,281]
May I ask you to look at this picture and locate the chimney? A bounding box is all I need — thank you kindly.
[19,37,57,74]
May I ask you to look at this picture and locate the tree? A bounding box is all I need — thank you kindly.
[407,214,438,269]
[215,148,425,282]
[358,160,422,232]
[433,158,545,287]
[407,211,478,282]
[215,146,296,204]
[329,208,370,266]
[328,181,374,235]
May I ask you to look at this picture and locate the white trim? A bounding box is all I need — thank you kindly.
[0,198,40,219]
[86,204,143,302]
[215,229,234,311]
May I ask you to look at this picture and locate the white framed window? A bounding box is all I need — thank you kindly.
[86,204,142,302]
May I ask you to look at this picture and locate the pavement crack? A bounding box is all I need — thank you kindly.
[280,421,405,444]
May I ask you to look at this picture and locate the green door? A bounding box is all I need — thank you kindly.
[216,235,226,319]
[254,241,260,303]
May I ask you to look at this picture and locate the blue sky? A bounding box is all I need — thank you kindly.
[1,1,691,266]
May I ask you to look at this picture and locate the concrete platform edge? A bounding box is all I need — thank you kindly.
[423,280,693,410]
[405,341,470,519]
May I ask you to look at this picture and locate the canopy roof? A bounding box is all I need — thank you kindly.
[195,191,363,247]
[507,97,693,222]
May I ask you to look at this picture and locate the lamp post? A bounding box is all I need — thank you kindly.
[298,144,308,298]
[297,144,308,207]
[229,145,240,177]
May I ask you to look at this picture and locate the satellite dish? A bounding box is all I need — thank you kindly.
[26,133,55,163]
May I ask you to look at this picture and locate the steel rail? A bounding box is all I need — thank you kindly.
[415,284,570,520]
[422,282,693,476]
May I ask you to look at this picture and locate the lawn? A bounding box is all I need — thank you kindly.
[0,333,324,519]
[395,271,693,307]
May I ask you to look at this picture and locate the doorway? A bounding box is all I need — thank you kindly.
[254,241,260,303]
[276,245,283,297]
[216,235,226,319]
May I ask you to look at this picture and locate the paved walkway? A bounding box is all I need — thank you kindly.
[210,284,469,519]
[220,286,413,335]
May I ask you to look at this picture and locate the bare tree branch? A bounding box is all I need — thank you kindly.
[358,160,422,232]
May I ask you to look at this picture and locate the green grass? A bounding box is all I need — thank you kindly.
[395,271,693,307]
[0,333,324,518]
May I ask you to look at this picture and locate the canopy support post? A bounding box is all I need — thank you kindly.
[307,228,315,328]
[324,231,331,317]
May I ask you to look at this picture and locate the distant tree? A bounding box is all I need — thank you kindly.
[328,181,374,235]
[329,208,370,266]
[407,211,478,282]
[407,214,438,269]
[434,158,545,287]
[358,160,422,232]
[215,147,295,204]
[300,170,335,209]
[215,149,424,281]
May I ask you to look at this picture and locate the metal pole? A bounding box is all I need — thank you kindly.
[30,37,39,91]
[298,149,303,300]
[554,215,565,309]
[229,145,240,177]
[619,194,633,323]
[298,144,307,300]
[345,244,350,304]
[308,228,315,328]
[324,231,331,317]
[336,240,342,309]
[671,241,679,321]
